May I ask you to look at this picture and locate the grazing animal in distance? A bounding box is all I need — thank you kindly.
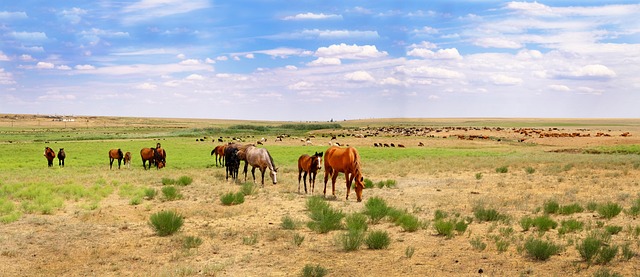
[298,152,323,194]
[57,148,66,167]
[123,152,132,168]
[211,145,226,167]
[398,144,405,148]
[418,142,424,146]
[109,148,124,169]
[323,146,365,202]
[155,146,166,169]
[239,145,278,186]
[224,145,240,181]
[44,147,56,167]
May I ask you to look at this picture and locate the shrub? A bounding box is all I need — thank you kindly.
[597,202,623,219]
[577,235,602,263]
[523,237,560,261]
[176,176,193,186]
[365,230,391,249]
[558,219,583,235]
[129,197,142,205]
[626,198,640,216]
[596,245,618,265]
[525,167,536,174]
[397,213,421,232]
[454,218,469,234]
[495,239,510,253]
[220,192,245,205]
[519,216,534,231]
[495,166,508,173]
[293,233,305,247]
[405,246,415,258]
[592,268,622,277]
[532,215,557,233]
[558,203,584,215]
[149,210,183,236]
[434,210,448,221]
[242,233,258,245]
[386,207,405,223]
[605,225,623,235]
[144,187,157,200]
[281,215,299,230]
[434,220,455,239]
[621,243,635,260]
[241,182,257,196]
[543,200,560,214]
[183,236,202,249]
[161,178,175,186]
[363,197,390,224]
[375,179,397,189]
[470,236,486,251]
[301,264,328,277]
[363,179,375,189]
[306,197,344,233]
[161,186,181,201]
[473,206,505,222]
[475,173,483,180]
[586,201,598,212]
[345,213,368,233]
[339,230,364,251]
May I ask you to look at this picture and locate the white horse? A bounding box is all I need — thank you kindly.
[239,145,278,186]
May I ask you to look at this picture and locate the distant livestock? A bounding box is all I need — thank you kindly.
[109,149,124,169]
[57,148,66,167]
[211,145,226,167]
[123,152,132,168]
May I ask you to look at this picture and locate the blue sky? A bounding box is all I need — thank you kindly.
[1,1,639,121]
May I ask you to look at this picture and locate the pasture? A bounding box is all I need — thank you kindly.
[1,115,640,276]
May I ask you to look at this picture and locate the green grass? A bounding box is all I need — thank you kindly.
[523,237,560,261]
[301,264,328,277]
[597,202,623,219]
[220,192,245,206]
[280,215,299,230]
[149,210,184,236]
[365,230,391,249]
[473,206,506,222]
[363,196,390,224]
[345,213,368,233]
[338,230,364,251]
[306,197,344,234]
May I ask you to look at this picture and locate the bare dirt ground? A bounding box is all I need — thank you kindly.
[2,117,640,277]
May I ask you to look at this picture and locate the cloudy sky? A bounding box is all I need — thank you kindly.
[1,1,639,121]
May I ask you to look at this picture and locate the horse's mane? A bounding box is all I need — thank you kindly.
[266,150,276,170]
[351,147,362,176]
[118,149,123,158]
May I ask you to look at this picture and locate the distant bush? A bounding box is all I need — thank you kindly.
[495,166,508,173]
[470,236,487,251]
[597,202,623,219]
[149,210,183,236]
[345,213,368,233]
[161,186,181,201]
[241,182,257,196]
[532,215,558,233]
[338,230,364,251]
[281,215,299,230]
[220,192,245,205]
[473,206,506,222]
[558,219,583,235]
[558,203,584,215]
[144,187,157,200]
[301,264,328,277]
[176,176,193,186]
[365,230,391,250]
[183,236,203,249]
[543,200,560,214]
[363,179,375,189]
[525,167,536,174]
[523,237,560,261]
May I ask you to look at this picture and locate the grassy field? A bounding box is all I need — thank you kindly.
[2,115,640,276]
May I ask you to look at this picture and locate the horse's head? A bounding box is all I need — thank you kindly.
[354,171,364,202]
[314,152,323,170]
[270,167,278,184]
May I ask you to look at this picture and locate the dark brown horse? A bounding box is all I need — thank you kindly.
[123,152,132,168]
[57,148,66,167]
[44,147,56,167]
[211,145,226,167]
[323,146,365,202]
[298,152,323,194]
[109,149,124,169]
[155,147,166,169]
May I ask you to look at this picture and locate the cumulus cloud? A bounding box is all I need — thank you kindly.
[135,82,157,90]
[412,26,439,35]
[185,74,204,80]
[60,7,87,24]
[345,71,374,82]
[283,12,342,20]
[379,77,402,86]
[0,52,9,61]
[11,31,47,41]
[57,65,72,70]
[407,48,462,60]
[288,81,313,90]
[554,64,617,80]
[75,64,95,70]
[315,43,388,60]
[490,74,523,86]
[36,62,55,69]
[0,11,28,20]
[253,47,313,58]
[179,59,200,65]
[307,57,341,66]
[548,84,571,92]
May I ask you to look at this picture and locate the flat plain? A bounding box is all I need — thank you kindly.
[1,114,640,276]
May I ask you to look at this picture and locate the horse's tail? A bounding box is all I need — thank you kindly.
[118,149,123,159]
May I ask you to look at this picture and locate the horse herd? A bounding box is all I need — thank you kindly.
[43,142,365,202]
[213,143,365,202]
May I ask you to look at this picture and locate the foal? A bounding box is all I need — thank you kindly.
[297,151,323,194]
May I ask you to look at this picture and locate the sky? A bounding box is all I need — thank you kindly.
[0,1,639,121]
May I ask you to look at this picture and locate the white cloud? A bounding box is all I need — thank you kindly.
[412,26,439,35]
[345,71,374,82]
[288,81,313,90]
[0,52,9,61]
[179,59,200,65]
[490,74,522,86]
[0,11,27,19]
[379,77,402,86]
[57,65,72,70]
[315,43,388,60]
[407,48,462,60]
[307,57,341,66]
[0,68,15,85]
[303,29,379,39]
[474,37,522,49]
[216,56,228,61]
[285,65,297,70]
[38,91,76,100]
[253,47,313,58]
[395,65,464,79]
[75,64,95,70]
[60,8,87,24]
[205,58,216,64]
[516,49,543,59]
[245,53,254,59]
[36,62,55,69]
[19,54,34,61]
[185,74,204,80]
[135,82,157,90]
[554,64,617,80]
[283,13,342,20]
[121,0,211,24]
[548,84,571,92]
[177,53,186,59]
[11,31,47,41]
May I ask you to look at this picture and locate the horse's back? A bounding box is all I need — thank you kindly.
[325,146,358,172]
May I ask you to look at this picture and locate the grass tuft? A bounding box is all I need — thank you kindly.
[149,210,183,236]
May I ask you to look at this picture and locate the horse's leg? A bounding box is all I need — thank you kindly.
[302,171,308,193]
[309,171,315,194]
[345,173,354,201]
[110,158,113,170]
[323,168,331,196]
[118,159,121,169]
[297,169,302,193]
[331,173,339,197]
[251,166,257,184]
[260,167,266,187]
[243,162,249,182]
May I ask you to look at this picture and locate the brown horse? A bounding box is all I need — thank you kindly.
[57,148,66,167]
[323,146,365,202]
[123,152,132,168]
[211,145,226,167]
[155,147,166,169]
[44,147,56,167]
[239,145,278,186]
[140,147,157,170]
[298,152,323,194]
[109,149,124,169]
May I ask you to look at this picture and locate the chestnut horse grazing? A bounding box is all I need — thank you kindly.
[109,149,124,169]
[123,152,132,168]
[140,147,157,170]
[57,148,66,167]
[323,146,365,202]
[155,147,166,169]
[298,152,323,194]
[239,145,278,186]
[44,147,56,167]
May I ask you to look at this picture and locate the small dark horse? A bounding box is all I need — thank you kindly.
[44,147,56,167]
[57,148,66,167]
[224,145,240,181]
[123,152,132,168]
[109,148,124,169]
[298,151,323,194]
